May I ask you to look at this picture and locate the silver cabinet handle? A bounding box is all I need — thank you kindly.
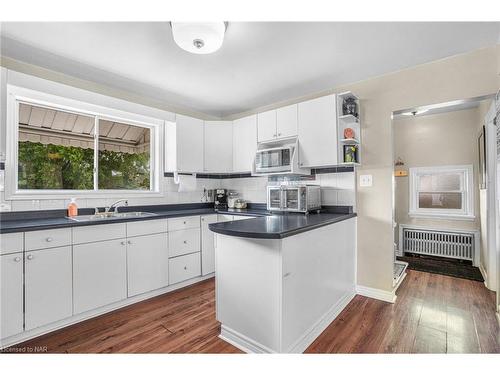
[278,133,282,136]
[183,240,187,244]
[121,241,126,246]
[14,256,21,262]
[184,266,187,270]
[27,254,34,260]
[46,237,53,242]
[127,240,132,245]
[283,272,291,278]
[183,221,187,224]
[273,134,277,137]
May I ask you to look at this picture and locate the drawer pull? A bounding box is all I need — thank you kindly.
[121,241,126,246]
[127,240,132,245]
[46,237,53,242]
[184,266,187,270]
[183,221,187,224]
[27,254,34,260]
[183,240,187,244]
[283,272,292,278]
[14,256,21,262]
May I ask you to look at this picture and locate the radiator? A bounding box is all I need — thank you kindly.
[401,227,475,261]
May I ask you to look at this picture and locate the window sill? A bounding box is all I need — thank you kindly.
[6,190,164,201]
[408,212,475,221]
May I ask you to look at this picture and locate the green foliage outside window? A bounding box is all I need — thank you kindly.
[18,141,150,190]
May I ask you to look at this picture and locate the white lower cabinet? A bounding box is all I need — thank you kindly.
[25,246,73,330]
[73,239,127,314]
[169,252,201,285]
[127,233,169,297]
[201,215,217,275]
[0,252,23,339]
[168,228,201,258]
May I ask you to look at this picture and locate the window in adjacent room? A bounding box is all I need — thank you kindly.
[409,165,474,219]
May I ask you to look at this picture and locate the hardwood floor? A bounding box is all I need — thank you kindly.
[9,270,499,353]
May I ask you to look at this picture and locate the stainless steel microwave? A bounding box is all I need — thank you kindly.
[255,146,293,174]
[267,185,321,213]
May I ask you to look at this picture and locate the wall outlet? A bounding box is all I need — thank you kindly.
[359,174,373,187]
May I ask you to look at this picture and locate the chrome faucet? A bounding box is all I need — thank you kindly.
[105,199,129,213]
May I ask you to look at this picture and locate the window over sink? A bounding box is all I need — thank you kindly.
[6,85,163,199]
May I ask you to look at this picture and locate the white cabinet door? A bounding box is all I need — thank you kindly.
[204,121,233,173]
[169,252,201,285]
[298,94,337,167]
[257,110,277,143]
[0,253,23,339]
[127,233,169,297]
[25,246,73,330]
[73,239,127,314]
[233,115,257,172]
[176,114,204,173]
[201,215,217,275]
[276,104,298,139]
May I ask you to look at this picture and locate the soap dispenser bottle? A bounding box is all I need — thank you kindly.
[67,197,78,217]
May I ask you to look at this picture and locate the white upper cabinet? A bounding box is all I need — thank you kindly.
[165,114,204,173]
[257,110,277,143]
[257,105,298,143]
[276,104,298,139]
[233,114,257,172]
[204,121,233,173]
[298,94,337,168]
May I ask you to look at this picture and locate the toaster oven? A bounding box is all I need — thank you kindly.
[266,185,321,213]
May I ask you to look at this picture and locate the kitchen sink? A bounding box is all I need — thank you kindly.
[67,211,157,222]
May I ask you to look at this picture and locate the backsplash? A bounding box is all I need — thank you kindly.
[0,177,222,212]
[222,171,356,208]
[0,171,356,212]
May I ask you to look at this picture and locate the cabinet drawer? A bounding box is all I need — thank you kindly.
[168,228,200,258]
[25,228,71,251]
[168,216,200,232]
[127,219,168,237]
[0,232,23,255]
[169,252,201,285]
[73,223,126,244]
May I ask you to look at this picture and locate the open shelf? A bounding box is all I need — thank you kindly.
[339,138,359,145]
[337,91,361,165]
[338,114,359,123]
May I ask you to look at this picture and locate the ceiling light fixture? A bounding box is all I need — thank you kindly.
[170,22,228,54]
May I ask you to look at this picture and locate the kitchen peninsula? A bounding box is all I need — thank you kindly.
[209,211,357,353]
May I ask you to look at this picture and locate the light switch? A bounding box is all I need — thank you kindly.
[359,174,373,187]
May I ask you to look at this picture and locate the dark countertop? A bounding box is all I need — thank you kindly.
[208,212,357,239]
[0,205,270,234]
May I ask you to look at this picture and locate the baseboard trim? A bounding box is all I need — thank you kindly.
[478,264,490,289]
[219,325,275,353]
[0,273,215,350]
[219,289,356,353]
[356,285,396,303]
[286,289,356,353]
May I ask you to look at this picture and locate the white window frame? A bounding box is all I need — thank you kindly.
[5,85,164,200]
[409,165,474,220]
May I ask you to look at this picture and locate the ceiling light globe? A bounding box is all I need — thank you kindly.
[171,22,227,54]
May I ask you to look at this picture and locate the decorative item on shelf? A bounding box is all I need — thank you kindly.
[394,157,408,177]
[342,97,358,117]
[343,145,358,164]
[343,127,355,139]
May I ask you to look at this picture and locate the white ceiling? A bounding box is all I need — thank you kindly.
[1,22,499,118]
